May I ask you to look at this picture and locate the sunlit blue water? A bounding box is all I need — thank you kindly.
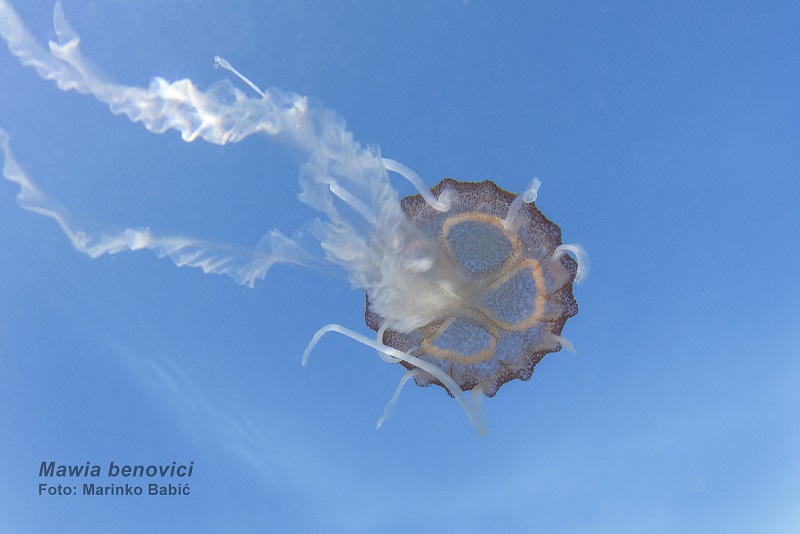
[1,1,798,532]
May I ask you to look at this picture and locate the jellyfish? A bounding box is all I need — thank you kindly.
[0,0,588,434]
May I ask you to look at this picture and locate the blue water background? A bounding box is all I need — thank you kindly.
[1,1,798,532]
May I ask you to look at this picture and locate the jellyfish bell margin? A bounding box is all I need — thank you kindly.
[0,0,588,435]
[303,176,588,434]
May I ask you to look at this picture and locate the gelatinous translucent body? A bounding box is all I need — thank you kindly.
[0,1,588,434]
[367,179,579,398]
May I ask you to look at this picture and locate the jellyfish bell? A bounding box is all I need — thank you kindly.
[368,177,584,396]
[305,172,588,435]
[0,0,588,435]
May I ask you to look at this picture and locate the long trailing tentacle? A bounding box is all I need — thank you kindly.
[0,128,327,287]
